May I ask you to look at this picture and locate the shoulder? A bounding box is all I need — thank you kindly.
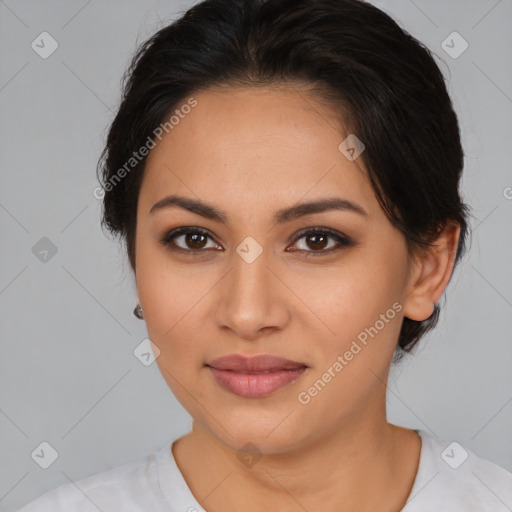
[14,449,166,512]
[404,430,512,512]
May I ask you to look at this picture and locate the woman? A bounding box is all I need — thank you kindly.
[16,0,512,510]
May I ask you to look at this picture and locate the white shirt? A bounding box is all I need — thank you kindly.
[15,429,512,511]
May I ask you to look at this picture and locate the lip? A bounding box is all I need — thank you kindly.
[206,354,308,398]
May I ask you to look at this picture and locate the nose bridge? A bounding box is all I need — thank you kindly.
[228,237,273,308]
[215,236,288,338]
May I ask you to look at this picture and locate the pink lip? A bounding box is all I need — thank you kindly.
[206,354,308,398]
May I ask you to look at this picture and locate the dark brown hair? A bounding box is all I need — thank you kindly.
[97,0,471,362]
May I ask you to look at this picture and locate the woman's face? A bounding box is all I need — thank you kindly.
[135,85,423,453]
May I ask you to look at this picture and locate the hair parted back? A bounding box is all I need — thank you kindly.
[97,0,471,362]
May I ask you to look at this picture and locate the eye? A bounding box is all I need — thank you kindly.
[287,227,353,256]
[159,227,221,254]
[159,226,353,256]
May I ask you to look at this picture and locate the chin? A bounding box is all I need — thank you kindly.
[202,410,306,455]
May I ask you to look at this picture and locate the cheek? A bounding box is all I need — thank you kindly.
[309,259,401,328]
[298,250,406,368]
[293,269,404,420]
[135,244,215,374]
[136,238,190,333]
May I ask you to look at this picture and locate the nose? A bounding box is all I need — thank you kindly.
[214,245,291,341]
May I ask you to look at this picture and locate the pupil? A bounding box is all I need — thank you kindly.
[187,233,206,249]
[308,234,327,250]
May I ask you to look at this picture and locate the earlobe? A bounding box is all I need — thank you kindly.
[402,222,461,322]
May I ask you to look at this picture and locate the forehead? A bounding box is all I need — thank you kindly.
[139,85,378,219]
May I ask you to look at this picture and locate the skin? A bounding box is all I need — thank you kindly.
[134,84,460,512]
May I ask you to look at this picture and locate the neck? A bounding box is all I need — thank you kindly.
[172,410,421,512]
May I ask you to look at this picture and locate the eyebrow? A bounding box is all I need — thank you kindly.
[149,194,368,224]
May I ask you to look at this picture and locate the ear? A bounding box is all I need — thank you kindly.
[402,222,461,322]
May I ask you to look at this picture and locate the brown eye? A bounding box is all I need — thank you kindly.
[159,226,353,257]
[303,233,329,251]
[182,232,208,249]
[288,228,353,256]
[159,227,220,253]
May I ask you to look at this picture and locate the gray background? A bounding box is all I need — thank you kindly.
[1,0,511,510]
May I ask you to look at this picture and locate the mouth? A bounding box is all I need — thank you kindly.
[205,354,308,398]
[206,353,307,372]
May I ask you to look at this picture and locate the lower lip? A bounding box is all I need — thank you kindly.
[207,367,307,398]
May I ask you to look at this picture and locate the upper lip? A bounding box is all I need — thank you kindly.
[206,354,307,373]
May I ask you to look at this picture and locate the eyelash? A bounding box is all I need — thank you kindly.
[159,226,353,257]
